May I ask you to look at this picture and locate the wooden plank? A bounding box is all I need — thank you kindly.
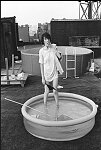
[1,69,19,76]
[12,54,14,74]
[5,58,10,85]
[1,74,28,82]
[1,73,29,87]
[1,63,22,76]
[1,81,21,85]
[5,58,9,80]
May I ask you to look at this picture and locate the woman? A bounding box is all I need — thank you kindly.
[39,32,64,107]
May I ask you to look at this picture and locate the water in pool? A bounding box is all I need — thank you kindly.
[28,98,92,121]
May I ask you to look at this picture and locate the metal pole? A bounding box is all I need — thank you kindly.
[88,1,92,19]
[4,97,51,117]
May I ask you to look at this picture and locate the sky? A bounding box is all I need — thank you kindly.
[1,1,80,27]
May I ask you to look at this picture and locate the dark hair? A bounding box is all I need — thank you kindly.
[41,32,51,44]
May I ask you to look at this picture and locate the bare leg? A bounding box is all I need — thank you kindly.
[53,78,59,106]
[44,81,49,106]
[55,105,59,121]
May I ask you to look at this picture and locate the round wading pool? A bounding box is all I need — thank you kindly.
[21,46,93,77]
[21,92,98,141]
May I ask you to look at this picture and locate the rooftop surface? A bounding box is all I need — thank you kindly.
[1,61,101,150]
[1,44,101,150]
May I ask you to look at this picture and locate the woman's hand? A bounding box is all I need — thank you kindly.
[42,77,45,85]
[56,51,62,61]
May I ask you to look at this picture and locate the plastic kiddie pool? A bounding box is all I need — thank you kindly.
[21,92,97,141]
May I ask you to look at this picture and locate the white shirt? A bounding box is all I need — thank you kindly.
[39,46,58,82]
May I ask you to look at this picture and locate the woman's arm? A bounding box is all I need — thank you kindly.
[40,64,45,85]
[55,50,62,61]
[52,44,62,61]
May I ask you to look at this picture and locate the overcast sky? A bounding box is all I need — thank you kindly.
[1,1,80,26]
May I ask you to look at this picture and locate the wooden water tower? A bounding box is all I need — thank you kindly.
[79,1,101,19]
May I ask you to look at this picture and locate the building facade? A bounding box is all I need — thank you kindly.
[18,24,30,42]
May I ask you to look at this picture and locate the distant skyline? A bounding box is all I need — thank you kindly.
[1,1,80,26]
